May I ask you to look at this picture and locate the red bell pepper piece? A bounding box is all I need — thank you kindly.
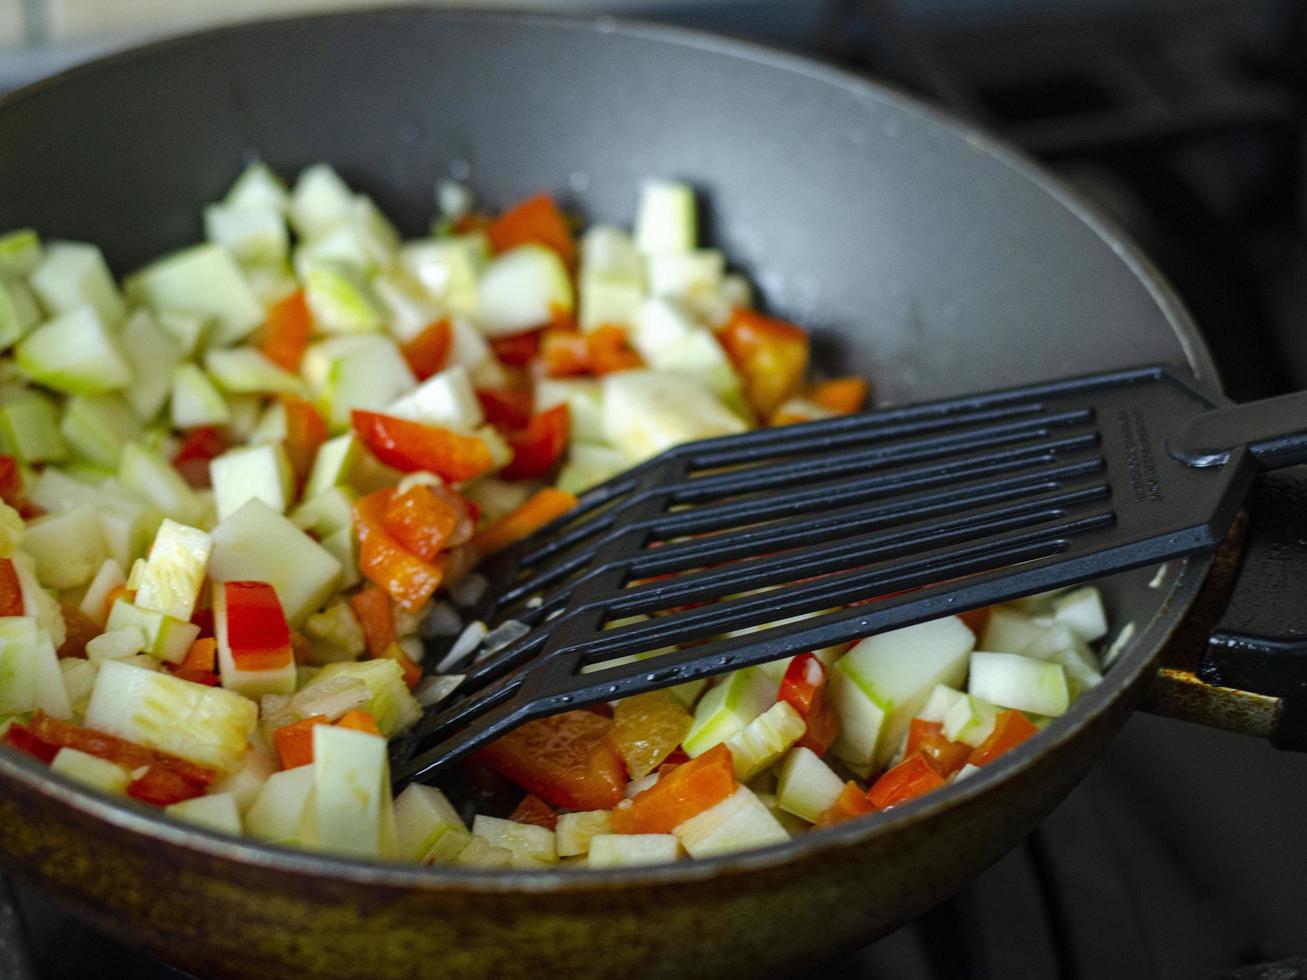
[4,722,58,763]
[957,606,990,637]
[866,753,948,811]
[380,483,462,562]
[353,488,448,611]
[126,765,208,807]
[541,323,591,377]
[718,307,810,419]
[280,394,328,488]
[0,456,40,518]
[489,331,541,368]
[257,289,311,372]
[0,558,22,618]
[350,586,396,659]
[477,709,627,811]
[778,653,840,756]
[401,319,453,381]
[486,193,576,267]
[16,712,215,791]
[811,377,869,414]
[220,581,293,671]
[476,387,534,431]
[814,780,878,829]
[502,404,570,480]
[904,719,972,777]
[351,410,495,482]
[509,793,558,831]
[610,743,736,835]
[470,487,577,559]
[273,715,330,770]
[969,709,1039,767]
[171,426,229,489]
[585,325,643,375]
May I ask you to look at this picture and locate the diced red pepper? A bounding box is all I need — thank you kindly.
[778,653,840,756]
[610,743,736,835]
[904,719,972,777]
[718,308,810,419]
[20,712,215,789]
[57,602,98,659]
[541,323,591,378]
[273,715,330,770]
[336,710,382,736]
[969,709,1039,767]
[476,387,535,431]
[477,709,627,811]
[486,193,576,267]
[0,455,22,509]
[502,404,569,480]
[257,289,311,372]
[814,780,879,829]
[351,410,495,482]
[280,394,328,488]
[585,325,643,375]
[489,331,541,368]
[171,426,229,489]
[167,668,221,687]
[401,319,453,381]
[350,586,396,659]
[190,607,215,639]
[0,558,22,618]
[470,487,577,559]
[380,484,461,562]
[126,765,208,807]
[957,606,990,637]
[866,753,948,810]
[509,793,558,831]
[811,377,869,415]
[353,488,448,611]
[451,212,492,236]
[180,637,217,673]
[221,581,293,672]
[4,722,58,763]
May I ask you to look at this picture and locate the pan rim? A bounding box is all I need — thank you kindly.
[0,4,1217,893]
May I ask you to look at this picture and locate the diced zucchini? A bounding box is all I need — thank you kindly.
[210,442,294,521]
[132,518,212,622]
[290,487,356,538]
[118,442,207,527]
[556,444,627,495]
[0,275,41,349]
[155,310,208,358]
[967,651,1069,717]
[674,785,788,858]
[245,764,315,844]
[828,615,974,768]
[16,306,132,395]
[225,161,289,213]
[775,746,845,823]
[601,370,747,465]
[578,225,645,332]
[208,499,342,626]
[452,835,514,869]
[475,244,573,337]
[295,197,398,275]
[85,628,146,662]
[1048,646,1103,699]
[534,378,605,444]
[942,694,1000,748]
[204,203,289,266]
[723,700,807,781]
[393,784,467,861]
[682,667,778,758]
[648,250,724,301]
[400,234,488,318]
[916,684,967,724]
[128,244,264,346]
[635,180,697,255]
[28,241,125,325]
[120,309,184,421]
[302,260,384,334]
[319,527,360,590]
[209,738,276,814]
[171,364,230,428]
[310,724,391,858]
[21,503,105,589]
[371,267,442,343]
[421,827,476,864]
[50,746,130,795]
[303,335,417,429]
[588,833,680,868]
[165,791,243,835]
[0,387,68,463]
[303,599,366,664]
[31,628,71,719]
[83,658,257,772]
[303,433,399,498]
[0,617,39,715]
[0,228,43,277]
[472,814,558,868]
[980,608,1051,653]
[11,554,64,648]
[105,598,201,664]
[289,163,354,239]
[60,393,141,467]
[59,658,99,716]
[555,810,614,857]
[1052,587,1108,642]
[304,660,421,737]
[204,347,305,396]
[79,558,125,627]
[386,364,483,430]
[223,394,263,443]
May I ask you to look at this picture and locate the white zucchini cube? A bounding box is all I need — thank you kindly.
[245,764,316,844]
[165,791,243,835]
[475,244,573,337]
[386,364,484,430]
[634,180,697,254]
[555,810,614,857]
[967,651,1070,717]
[289,163,354,239]
[225,161,289,213]
[393,784,467,861]
[209,738,277,814]
[1052,587,1108,642]
[60,392,142,467]
[588,833,680,868]
[21,502,106,589]
[128,244,264,346]
[310,724,391,858]
[942,694,1000,748]
[28,241,125,325]
[50,747,130,795]
[204,348,306,397]
[724,700,807,781]
[204,203,289,266]
[775,746,845,824]
[16,306,133,395]
[170,364,230,428]
[682,667,778,758]
[673,785,789,858]
[132,518,212,622]
[472,814,558,868]
[601,370,746,465]
[210,442,294,521]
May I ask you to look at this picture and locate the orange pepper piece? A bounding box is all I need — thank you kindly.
[380,484,461,562]
[814,780,879,829]
[611,743,736,835]
[811,376,869,414]
[502,405,570,481]
[866,753,948,810]
[509,793,558,831]
[718,307,810,419]
[486,193,576,267]
[470,487,577,559]
[351,410,495,482]
[969,709,1039,767]
[400,318,453,381]
[349,586,396,659]
[258,289,312,372]
[353,489,448,611]
[273,715,331,770]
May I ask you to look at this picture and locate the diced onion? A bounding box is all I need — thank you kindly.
[415,674,464,708]
[436,620,487,673]
[420,601,463,639]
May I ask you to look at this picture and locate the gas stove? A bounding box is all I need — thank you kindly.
[1,2,1305,978]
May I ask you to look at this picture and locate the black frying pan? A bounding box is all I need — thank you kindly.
[0,10,1301,978]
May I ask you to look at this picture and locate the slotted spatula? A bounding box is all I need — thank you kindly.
[390,365,1307,787]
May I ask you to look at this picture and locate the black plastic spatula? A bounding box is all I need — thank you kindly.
[391,366,1307,786]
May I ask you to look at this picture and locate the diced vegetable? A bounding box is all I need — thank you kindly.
[612,743,736,834]
[475,244,573,337]
[50,746,130,795]
[682,667,778,758]
[29,241,125,324]
[214,581,297,699]
[0,387,67,463]
[555,810,614,858]
[309,724,391,858]
[611,691,693,781]
[968,709,1039,766]
[393,783,466,861]
[205,202,288,266]
[171,365,230,429]
[0,276,41,350]
[210,442,294,521]
[303,659,421,738]
[132,519,211,622]
[634,180,697,255]
[61,393,142,466]
[866,753,946,811]
[673,784,788,858]
[724,700,806,781]
[304,335,417,429]
[601,370,746,465]
[775,746,845,823]
[385,365,484,431]
[1052,587,1108,642]
[16,306,132,395]
[104,599,200,664]
[942,693,1001,748]
[165,791,243,835]
[128,244,264,346]
[967,651,1070,717]
[588,833,680,868]
[472,814,557,868]
[478,709,627,811]
[118,442,207,527]
[244,764,315,844]
[21,503,106,589]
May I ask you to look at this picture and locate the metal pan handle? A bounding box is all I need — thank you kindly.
[1141,469,1307,747]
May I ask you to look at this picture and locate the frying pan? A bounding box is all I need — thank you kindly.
[0,9,1302,979]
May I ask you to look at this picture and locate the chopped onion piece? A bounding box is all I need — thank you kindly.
[481,619,529,657]
[436,620,487,673]
[449,573,488,609]
[421,600,463,639]
[415,674,464,708]
[289,674,369,722]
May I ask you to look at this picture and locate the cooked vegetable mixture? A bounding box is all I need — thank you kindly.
[0,164,1111,867]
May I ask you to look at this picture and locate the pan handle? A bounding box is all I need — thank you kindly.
[1140,469,1307,747]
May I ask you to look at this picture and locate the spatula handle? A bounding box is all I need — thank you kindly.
[1171,391,1307,470]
